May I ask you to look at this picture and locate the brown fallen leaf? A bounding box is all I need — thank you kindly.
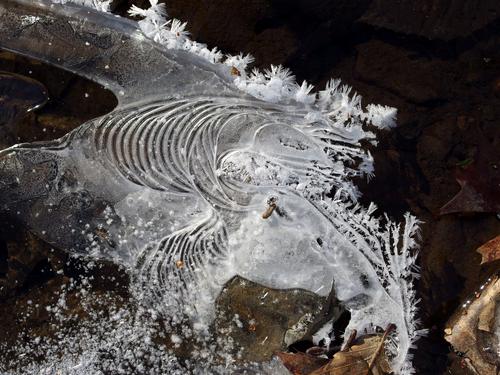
[310,350,369,375]
[308,325,394,375]
[477,235,500,264]
[276,352,329,375]
[230,66,241,76]
[445,274,500,374]
[440,131,500,215]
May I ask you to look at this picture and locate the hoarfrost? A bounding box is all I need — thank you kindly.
[0,0,423,373]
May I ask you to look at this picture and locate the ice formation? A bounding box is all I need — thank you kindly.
[0,0,423,373]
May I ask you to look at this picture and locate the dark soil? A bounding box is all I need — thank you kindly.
[1,1,499,374]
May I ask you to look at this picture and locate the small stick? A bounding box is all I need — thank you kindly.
[306,346,327,356]
[366,324,396,374]
[341,329,357,351]
[261,202,276,219]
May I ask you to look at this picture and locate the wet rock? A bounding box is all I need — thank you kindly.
[215,276,339,363]
[0,51,117,146]
[0,229,63,300]
[0,72,47,126]
[360,0,500,41]
[12,113,81,145]
[283,312,315,347]
[0,274,68,360]
[36,113,80,133]
[115,0,294,68]
[0,72,48,148]
[0,271,131,370]
[355,40,453,104]
[416,117,460,213]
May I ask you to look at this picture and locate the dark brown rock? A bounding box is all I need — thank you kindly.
[215,276,335,362]
[355,40,454,104]
[360,0,500,41]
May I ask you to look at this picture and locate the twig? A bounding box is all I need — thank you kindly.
[261,202,276,219]
[366,324,395,374]
[341,330,357,351]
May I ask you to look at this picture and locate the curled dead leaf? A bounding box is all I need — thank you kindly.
[439,131,500,215]
[276,352,329,375]
[278,325,393,375]
[477,235,500,264]
[309,330,393,375]
[248,321,257,332]
[445,275,500,374]
[230,66,241,76]
[310,350,370,375]
[306,346,327,356]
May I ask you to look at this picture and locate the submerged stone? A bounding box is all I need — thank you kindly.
[215,276,340,362]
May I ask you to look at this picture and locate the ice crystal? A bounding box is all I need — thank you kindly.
[52,0,111,12]
[0,0,422,373]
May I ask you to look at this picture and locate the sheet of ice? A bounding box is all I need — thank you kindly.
[0,0,422,373]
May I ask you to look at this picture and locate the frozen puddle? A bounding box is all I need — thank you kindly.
[0,0,422,373]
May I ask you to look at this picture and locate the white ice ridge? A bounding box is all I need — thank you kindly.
[0,0,422,373]
[133,0,398,129]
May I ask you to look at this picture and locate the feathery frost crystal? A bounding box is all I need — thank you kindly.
[0,0,423,373]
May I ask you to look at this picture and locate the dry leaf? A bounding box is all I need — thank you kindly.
[440,133,500,215]
[310,350,369,375]
[445,275,500,374]
[276,352,328,375]
[477,235,500,264]
[230,66,241,76]
[308,327,393,375]
[477,299,496,332]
